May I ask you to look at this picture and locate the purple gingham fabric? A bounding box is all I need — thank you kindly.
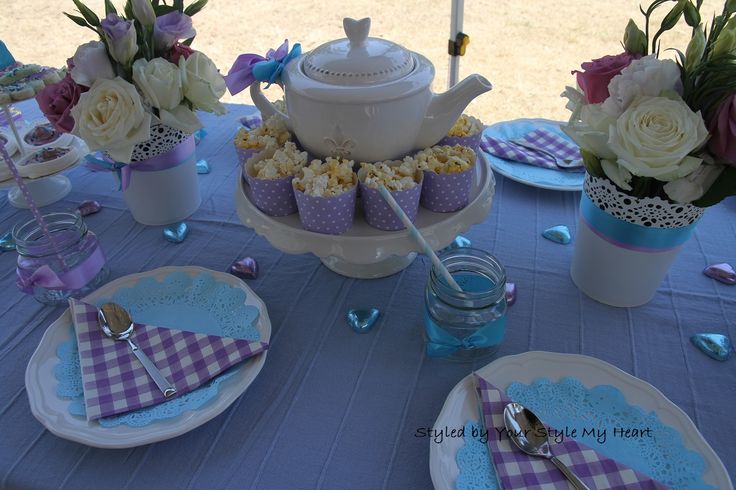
[475,375,670,490]
[481,128,583,171]
[69,299,269,420]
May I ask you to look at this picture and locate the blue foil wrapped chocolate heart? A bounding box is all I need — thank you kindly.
[542,225,571,244]
[703,263,736,285]
[690,333,734,361]
[196,159,210,174]
[346,308,380,334]
[229,257,258,280]
[444,235,471,252]
[163,222,189,243]
[0,231,15,252]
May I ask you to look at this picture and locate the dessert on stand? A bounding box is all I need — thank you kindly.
[230,17,494,278]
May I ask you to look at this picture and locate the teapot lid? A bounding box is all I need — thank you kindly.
[303,18,414,85]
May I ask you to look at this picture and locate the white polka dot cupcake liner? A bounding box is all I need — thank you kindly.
[293,183,358,235]
[420,165,475,213]
[438,131,483,154]
[244,152,298,217]
[357,166,424,231]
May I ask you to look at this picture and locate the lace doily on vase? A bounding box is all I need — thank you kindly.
[456,377,713,490]
[54,271,261,428]
[129,124,189,163]
[584,175,704,228]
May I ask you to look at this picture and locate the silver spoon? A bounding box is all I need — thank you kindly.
[504,402,590,490]
[98,303,177,399]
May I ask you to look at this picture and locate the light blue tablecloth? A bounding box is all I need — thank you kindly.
[0,101,734,489]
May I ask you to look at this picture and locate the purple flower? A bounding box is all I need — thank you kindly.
[154,12,196,52]
[708,94,736,166]
[100,14,138,65]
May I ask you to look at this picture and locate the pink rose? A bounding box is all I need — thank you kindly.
[167,42,195,65]
[709,94,736,166]
[574,52,641,104]
[35,75,87,133]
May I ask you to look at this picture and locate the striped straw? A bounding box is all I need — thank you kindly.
[376,184,462,291]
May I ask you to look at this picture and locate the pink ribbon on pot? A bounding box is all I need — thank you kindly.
[16,240,106,294]
[85,136,195,191]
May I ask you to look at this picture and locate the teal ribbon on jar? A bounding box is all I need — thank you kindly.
[424,311,507,358]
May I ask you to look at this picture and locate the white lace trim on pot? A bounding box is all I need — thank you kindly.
[584,175,704,228]
[130,124,189,163]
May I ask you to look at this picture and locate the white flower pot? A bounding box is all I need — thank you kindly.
[570,175,703,307]
[120,132,201,226]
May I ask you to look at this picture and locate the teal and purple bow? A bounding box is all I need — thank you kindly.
[225,39,301,94]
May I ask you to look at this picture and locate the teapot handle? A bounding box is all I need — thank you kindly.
[249,82,290,129]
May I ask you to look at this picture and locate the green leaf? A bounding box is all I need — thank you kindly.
[123,0,134,19]
[104,0,117,16]
[153,4,178,15]
[184,0,208,17]
[580,149,604,178]
[173,0,184,11]
[684,1,701,27]
[693,166,736,206]
[182,36,195,46]
[64,12,91,28]
[72,0,101,26]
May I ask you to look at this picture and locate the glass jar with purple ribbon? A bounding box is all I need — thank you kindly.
[13,211,109,305]
[424,248,507,361]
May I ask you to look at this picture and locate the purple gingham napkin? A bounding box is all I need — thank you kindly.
[481,128,583,171]
[69,299,269,420]
[475,375,670,489]
[239,113,263,129]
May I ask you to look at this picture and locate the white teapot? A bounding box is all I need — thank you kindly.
[250,17,492,162]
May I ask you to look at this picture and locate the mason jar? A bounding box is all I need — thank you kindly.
[424,248,507,361]
[13,211,109,305]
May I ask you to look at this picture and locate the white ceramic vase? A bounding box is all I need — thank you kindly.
[570,175,704,307]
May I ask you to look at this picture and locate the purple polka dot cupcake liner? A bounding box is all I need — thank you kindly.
[420,165,475,213]
[236,147,259,164]
[360,182,423,231]
[244,154,298,217]
[293,184,358,235]
[439,131,483,154]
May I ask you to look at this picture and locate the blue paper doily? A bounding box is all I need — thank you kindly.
[54,271,261,428]
[456,377,713,490]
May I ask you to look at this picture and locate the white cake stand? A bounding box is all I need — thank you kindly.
[0,138,88,209]
[235,153,496,278]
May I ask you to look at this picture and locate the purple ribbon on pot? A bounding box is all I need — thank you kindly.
[16,241,106,294]
[85,136,195,191]
[225,40,301,94]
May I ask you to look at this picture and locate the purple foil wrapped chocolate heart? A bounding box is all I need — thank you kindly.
[229,257,258,280]
[77,200,101,217]
[703,263,736,285]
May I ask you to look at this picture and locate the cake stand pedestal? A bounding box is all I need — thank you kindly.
[235,153,496,279]
[5,175,72,208]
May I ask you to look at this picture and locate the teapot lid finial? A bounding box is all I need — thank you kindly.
[343,17,370,48]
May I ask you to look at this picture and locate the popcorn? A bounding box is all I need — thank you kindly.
[233,114,290,150]
[447,114,483,137]
[252,142,307,180]
[293,157,356,197]
[360,158,419,191]
[415,145,476,174]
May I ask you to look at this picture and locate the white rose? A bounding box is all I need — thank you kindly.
[561,86,617,159]
[70,41,115,88]
[601,159,633,191]
[133,58,183,110]
[608,96,709,181]
[663,164,724,203]
[601,56,681,117]
[179,52,227,115]
[71,77,151,163]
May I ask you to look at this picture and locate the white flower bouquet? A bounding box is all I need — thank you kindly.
[563,0,736,207]
[36,0,226,163]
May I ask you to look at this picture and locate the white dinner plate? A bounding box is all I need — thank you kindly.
[482,119,584,192]
[25,266,272,449]
[429,351,732,489]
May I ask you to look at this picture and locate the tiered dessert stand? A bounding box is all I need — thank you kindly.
[235,153,495,278]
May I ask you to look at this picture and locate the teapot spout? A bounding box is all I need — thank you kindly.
[414,74,492,150]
